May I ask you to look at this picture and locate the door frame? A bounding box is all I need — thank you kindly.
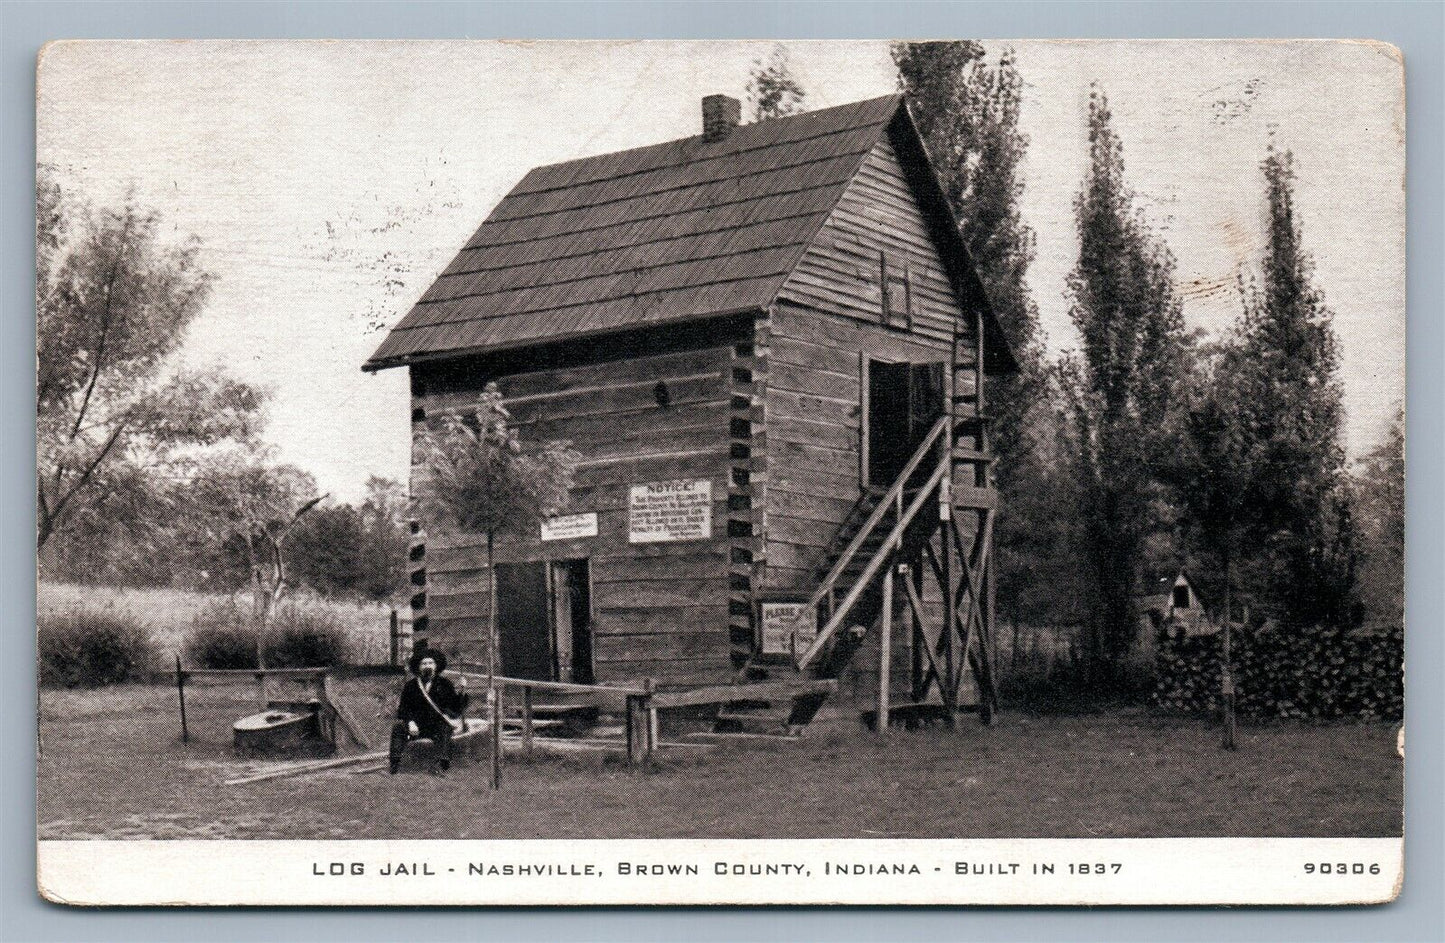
[860,354,946,490]
[547,557,595,684]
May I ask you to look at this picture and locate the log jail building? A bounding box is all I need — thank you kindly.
[365,93,1016,725]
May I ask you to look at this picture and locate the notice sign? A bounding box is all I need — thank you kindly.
[629,479,712,543]
[540,512,598,542]
[761,600,817,656]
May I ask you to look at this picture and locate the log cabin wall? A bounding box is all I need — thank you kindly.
[407,317,751,688]
[760,131,987,704]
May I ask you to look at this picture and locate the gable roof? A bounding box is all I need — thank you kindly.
[365,94,1014,372]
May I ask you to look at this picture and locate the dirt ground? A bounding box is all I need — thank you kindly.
[36,678,1402,840]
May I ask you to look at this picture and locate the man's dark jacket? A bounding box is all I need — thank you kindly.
[396,675,468,736]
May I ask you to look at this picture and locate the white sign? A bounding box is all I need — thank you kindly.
[540,512,597,542]
[761,601,817,656]
[628,479,712,543]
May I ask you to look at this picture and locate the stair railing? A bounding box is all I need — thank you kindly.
[794,416,949,671]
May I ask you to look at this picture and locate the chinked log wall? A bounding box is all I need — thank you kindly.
[409,326,753,688]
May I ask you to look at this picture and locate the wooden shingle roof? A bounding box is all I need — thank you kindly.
[365,94,1011,371]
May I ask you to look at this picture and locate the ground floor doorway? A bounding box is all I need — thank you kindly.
[493,558,593,683]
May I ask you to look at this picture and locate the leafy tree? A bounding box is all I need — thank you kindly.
[892,42,1044,382]
[184,452,324,667]
[1166,336,1271,747]
[36,168,264,549]
[1058,87,1190,693]
[892,42,1056,637]
[1230,146,1355,630]
[287,502,368,599]
[411,384,577,787]
[745,45,806,121]
[286,476,408,602]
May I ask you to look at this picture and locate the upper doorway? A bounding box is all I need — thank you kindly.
[864,358,945,489]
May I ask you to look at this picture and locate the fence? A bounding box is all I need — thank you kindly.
[388,610,414,668]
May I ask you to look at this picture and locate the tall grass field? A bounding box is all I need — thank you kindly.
[37,582,394,667]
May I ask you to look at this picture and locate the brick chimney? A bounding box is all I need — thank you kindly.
[702,94,741,142]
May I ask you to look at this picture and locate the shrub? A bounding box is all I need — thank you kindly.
[183,600,350,669]
[184,601,258,669]
[268,605,350,668]
[38,607,156,687]
[997,643,1097,713]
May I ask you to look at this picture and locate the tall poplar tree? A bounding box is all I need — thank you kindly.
[1232,146,1354,630]
[1059,87,1189,692]
[891,42,1067,630]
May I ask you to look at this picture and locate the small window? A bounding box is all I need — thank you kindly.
[879,251,913,329]
[1172,584,1190,609]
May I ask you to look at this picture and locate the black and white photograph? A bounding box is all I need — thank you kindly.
[34,38,1404,906]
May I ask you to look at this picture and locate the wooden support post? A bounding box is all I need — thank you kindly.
[644,678,659,758]
[877,563,894,735]
[981,525,998,726]
[256,671,271,708]
[521,685,534,758]
[175,656,188,745]
[625,694,645,766]
[939,535,958,728]
[389,609,400,668]
[490,686,504,790]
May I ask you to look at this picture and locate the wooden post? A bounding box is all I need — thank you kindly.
[175,655,188,745]
[389,609,400,668]
[982,528,998,727]
[490,685,504,789]
[625,694,646,766]
[256,671,271,708]
[521,685,534,758]
[940,533,958,728]
[487,531,502,790]
[877,563,894,735]
[644,678,658,759]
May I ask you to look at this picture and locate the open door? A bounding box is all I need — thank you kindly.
[867,359,912,486]
[550,559,594,684]
[493,559,593,683]
[866,359,946,488]
[494,562,553,680]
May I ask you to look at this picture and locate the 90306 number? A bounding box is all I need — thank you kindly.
[1303,863,1380,875]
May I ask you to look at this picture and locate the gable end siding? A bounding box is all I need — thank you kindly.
[776,136,976,347]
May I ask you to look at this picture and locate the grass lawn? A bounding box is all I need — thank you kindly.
[37,679,1401,840]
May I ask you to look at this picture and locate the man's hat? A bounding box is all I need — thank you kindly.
[408,648,447,675]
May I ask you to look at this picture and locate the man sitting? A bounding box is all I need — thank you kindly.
[390,648,469,774]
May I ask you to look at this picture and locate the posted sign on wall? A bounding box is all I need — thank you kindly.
[760,600,817,656]
[629,479,712,543]
[540,512,598,542]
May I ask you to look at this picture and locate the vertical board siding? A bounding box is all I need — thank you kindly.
[410,339,738,687]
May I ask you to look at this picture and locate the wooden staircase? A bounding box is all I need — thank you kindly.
[721,415,988,734]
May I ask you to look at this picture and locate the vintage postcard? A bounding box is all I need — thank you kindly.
[35,39,1404,906]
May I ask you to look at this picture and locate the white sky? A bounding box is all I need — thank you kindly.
[37,40,1405,502]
